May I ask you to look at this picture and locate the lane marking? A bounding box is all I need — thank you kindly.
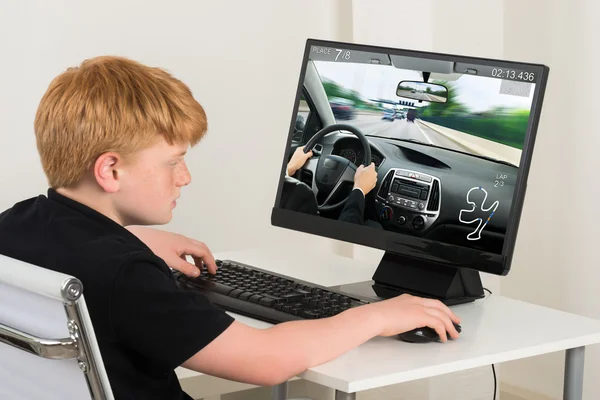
[370,120,395,137]
[414,120,434,144]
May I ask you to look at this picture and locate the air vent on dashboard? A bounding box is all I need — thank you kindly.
[378,171,394,198]
[427,180,440,211]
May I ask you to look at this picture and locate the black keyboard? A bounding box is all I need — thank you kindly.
[173,259,369,324]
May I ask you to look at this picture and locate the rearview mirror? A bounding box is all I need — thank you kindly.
[396,81,448,103]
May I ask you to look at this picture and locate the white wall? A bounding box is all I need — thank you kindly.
[499,0,600,399]
[0,0,351,255]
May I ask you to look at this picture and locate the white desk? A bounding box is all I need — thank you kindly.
[176,248,600,400]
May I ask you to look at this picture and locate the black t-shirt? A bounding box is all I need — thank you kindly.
[0,189,234,399]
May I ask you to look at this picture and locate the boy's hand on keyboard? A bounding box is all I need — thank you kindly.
[126,226,217,277]
[372,294,461,342]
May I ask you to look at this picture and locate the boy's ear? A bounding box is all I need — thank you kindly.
[94,152,123,193]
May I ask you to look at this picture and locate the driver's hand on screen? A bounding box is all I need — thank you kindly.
[353,163,377,195]
[287,146,313,176]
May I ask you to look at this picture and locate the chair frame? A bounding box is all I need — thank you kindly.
[0,276,110,399]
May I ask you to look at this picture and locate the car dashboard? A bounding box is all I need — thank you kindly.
[321,133,518,253]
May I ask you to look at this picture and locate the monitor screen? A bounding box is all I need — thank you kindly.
[272,39,548,276]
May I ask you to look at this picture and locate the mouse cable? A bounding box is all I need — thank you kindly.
[482,287,496,398]
[492,363,497,399]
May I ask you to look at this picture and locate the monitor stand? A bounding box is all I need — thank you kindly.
[329,251,485,306]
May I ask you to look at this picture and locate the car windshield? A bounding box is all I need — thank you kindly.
[314,59,535,167]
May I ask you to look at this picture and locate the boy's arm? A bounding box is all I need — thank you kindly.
[126,226,215,277]
[182,294,460,386]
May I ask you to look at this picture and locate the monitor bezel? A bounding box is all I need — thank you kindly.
[271,38,549,276]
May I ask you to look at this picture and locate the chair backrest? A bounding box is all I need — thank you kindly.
[0,254,113,399]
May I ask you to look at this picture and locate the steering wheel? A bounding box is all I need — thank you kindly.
[300,124,371,212]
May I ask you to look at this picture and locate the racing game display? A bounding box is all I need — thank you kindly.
[278,43,540,255]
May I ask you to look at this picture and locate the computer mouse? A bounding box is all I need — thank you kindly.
[397,322,462,343]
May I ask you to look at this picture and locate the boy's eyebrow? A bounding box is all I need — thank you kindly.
[174,150,187,156]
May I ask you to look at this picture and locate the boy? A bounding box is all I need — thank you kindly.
[0,56,460,399]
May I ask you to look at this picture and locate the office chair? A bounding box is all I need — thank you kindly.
[0,254,113,399]
[0,254,315,400]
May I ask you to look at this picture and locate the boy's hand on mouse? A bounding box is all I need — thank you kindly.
[368,294,461,342]
[126,226,216,277]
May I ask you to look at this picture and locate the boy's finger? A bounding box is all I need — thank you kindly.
[175,256,201,277]
[185,240,217,274]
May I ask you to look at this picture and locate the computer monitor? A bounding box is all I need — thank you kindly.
[271,39,549,305]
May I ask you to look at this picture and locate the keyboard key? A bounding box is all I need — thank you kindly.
[238,292,253,301]
[261,294,284,303]
[187,279,233,295]
[281,293,304,302]
[259,297,275,307]
[301,310,321,319]
[228,289,244,298]
[249,294,263,303]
